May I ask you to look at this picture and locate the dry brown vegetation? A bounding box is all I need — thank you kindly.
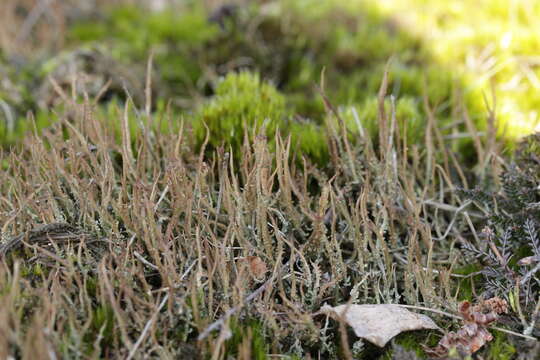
[1,1,539,358]
[1,77,526,359]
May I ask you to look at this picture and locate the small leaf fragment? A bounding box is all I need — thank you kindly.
[246,256,267,280]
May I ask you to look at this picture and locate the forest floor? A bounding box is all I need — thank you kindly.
[0,1,538,359]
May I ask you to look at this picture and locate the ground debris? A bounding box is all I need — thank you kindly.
[425,298,508,358]
[0,222,92,258]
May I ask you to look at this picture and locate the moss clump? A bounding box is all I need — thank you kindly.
[289,120,329,164]
[196,71,286,153]
[68,4,218,93]
[225,319,269,360]
[195,71,328,163]
[0,110,59,147]
[485,332,516,360]
[87,305,115,352]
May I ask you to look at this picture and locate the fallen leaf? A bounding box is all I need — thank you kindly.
[320,304,439,347]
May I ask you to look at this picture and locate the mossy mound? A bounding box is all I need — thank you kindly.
[195,71,328,164]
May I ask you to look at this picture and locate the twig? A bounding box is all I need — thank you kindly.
[133,251,159,270]
[524,299,540,336]
[154,185,169,211]
[490,325,537,342]
[127,294,169,360]
[396,304,538,341]
[145,51,154,118]
[393,253,482,278]
[396,304,461,320]
[0,223,84,257]
[423,199,483,218]
[180,259,199,281]
[442,132,486,140]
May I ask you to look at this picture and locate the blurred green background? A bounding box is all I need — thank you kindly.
[0,0,538,156]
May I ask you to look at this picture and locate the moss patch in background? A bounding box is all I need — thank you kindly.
[3,0,538,158]
[376,0,540,138]
[195,71,328,164]
[196,71,287,153]
[67,3,219,100]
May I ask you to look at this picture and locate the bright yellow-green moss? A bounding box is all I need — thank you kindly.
[3,0,538,154]
[376,0,540,138]
[196,72,286,151]
[195,71,328,163]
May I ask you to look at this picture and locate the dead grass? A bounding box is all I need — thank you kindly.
[0,71,513,359]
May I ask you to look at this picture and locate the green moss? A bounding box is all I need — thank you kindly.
[195,71,329,164]
[85,276,99,299]
[225,318,269,360]
[391,331,436,358]
[17,262,51,285]
[67,23,108,43]
[485,332,516,360]
[289,121,328,164]
[453,264,484,301]
[58,303,116,358]
[4,0,535,155]
[338,95,423,146]
[69,5,217,53]
[286,355,303,360]
[378,0,540,139]
[196,71,286,151]
[0,104,60,146]
[89,304,115,346]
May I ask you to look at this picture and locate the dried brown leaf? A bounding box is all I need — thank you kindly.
[246,256,267,280]
[426,298,507,358]
[321,304,439,347]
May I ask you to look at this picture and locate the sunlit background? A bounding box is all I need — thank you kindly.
[0,0,538,143]
[377,0,540,138]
